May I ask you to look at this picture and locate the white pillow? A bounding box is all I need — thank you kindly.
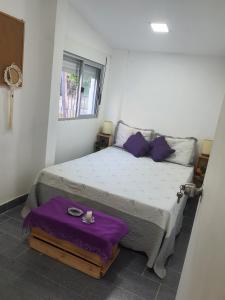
[165,137,196,166]
[114,122,134,148]
[137,129,153,142]
[114,121,154,148]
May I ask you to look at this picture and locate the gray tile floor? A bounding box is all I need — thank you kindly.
[0,200,197,300]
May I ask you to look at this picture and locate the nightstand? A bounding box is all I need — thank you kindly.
[94,133,113,152]
[194,154,209,187]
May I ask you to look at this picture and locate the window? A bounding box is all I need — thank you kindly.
[59,52,104,120]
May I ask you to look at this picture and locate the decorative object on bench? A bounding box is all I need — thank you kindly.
[82,210,95,224]
[4,63,23,129]
[67,207,84,217]
[23,197,129,279]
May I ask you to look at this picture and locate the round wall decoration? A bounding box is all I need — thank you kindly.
[4,63,23,129]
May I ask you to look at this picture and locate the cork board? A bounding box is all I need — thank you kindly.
[0,11,24,86]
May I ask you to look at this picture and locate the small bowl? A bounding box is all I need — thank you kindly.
[67,207,84,217]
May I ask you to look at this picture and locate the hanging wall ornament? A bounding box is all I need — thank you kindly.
[4,63,23,129]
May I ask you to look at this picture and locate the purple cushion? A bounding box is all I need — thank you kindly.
[149,136,175,162]
[123,132,149,157]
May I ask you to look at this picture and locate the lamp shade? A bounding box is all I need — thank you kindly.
[202,139,213,156]
[102,121,113,135]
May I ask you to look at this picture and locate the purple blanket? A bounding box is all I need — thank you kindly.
[23,197,128,262]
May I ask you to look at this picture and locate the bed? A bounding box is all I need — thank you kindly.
[23,146,193,278]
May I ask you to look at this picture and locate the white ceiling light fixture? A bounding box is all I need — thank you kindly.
[150,23,169,33]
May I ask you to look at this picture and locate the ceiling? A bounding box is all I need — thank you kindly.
[70,0,225,56]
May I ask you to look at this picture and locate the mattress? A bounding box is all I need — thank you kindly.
[37,147,193,237]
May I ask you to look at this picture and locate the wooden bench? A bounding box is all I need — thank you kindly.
[28,227,120,279]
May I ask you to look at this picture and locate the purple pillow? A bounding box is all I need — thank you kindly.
[149,136,175,162]
[123,132,149,157]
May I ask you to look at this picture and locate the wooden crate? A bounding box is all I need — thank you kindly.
[28,228,119,279]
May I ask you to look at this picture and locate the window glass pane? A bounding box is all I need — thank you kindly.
[59,59,81,119]
[58,51,104,120]
[79,64,101,116]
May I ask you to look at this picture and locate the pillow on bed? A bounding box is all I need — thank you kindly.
[123,132,149,157]
[149,136,175,162]
[156,134,197,166]
[165,137,196,166]
[114,121,154,147]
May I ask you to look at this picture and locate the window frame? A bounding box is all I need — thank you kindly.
[58,51,105,121]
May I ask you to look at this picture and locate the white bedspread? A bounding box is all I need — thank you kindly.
[38,147,193,237]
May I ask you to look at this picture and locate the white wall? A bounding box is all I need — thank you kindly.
[0,0,57,205]
[45,0,67,167]
[105,50,225,140]
[176,98,225,300]
[54,1,111,164]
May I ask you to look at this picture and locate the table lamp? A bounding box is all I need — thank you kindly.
[102,121,113,135]
[201,139,213,156]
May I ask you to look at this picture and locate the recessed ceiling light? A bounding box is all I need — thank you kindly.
[150,23,169,33]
